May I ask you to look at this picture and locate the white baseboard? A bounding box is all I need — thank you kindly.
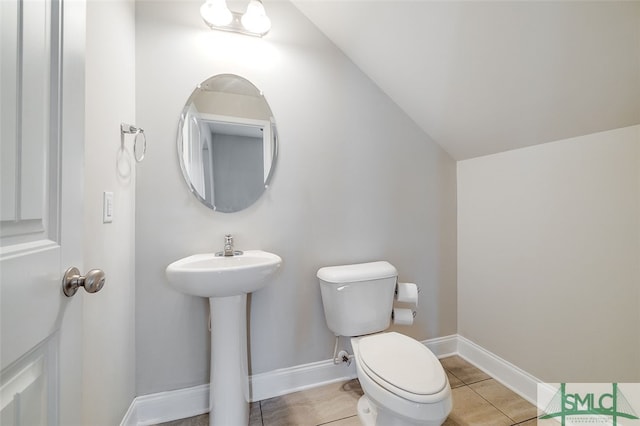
[120,360,357,426]
[121,334,542,425]
[422,334,458,358]
[120,402,137,426]
[457,334,543,405]
[251,358,357,402]
[120,384,210,426]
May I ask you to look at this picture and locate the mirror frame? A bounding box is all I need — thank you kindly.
[176,74,278,212]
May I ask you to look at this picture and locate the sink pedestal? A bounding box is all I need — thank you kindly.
[165,250,282,426]
[209,294,249,426]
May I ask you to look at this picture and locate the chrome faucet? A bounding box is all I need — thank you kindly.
[216,234,243,257]
[223,234,234,256]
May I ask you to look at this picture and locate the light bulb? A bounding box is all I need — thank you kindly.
[200,0,232,27]
[241,0,271,35]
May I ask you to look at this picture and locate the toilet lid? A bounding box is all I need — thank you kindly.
[357,332,447,400]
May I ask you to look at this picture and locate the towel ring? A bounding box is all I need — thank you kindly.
[121,123,146,163]
[133,130,146,163]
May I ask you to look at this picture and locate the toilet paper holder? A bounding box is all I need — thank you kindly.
[391,309,417,320]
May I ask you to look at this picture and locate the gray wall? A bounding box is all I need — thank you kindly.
[458,126,640,382]
[135,1,457,395]
[84,0,136,423]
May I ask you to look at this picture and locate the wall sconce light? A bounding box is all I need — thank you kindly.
[200,0,271,37]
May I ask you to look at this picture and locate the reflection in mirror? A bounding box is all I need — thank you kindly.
[178,74,277,213]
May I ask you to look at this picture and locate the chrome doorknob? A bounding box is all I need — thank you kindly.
[62,267,106,297]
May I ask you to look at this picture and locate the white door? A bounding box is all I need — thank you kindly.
[1,0,87,424]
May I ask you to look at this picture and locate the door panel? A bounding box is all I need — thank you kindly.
[0,0,56,243]
[0,336,57,425]
[1,248,61,369]
[0,0,85,424]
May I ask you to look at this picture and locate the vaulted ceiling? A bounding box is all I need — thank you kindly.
[292,1,640,160]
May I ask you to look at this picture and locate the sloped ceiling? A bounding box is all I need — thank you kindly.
[292,1,640,160]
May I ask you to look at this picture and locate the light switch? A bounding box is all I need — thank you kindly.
[103,192,114,223]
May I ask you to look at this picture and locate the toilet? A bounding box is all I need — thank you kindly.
[317,261,452,426]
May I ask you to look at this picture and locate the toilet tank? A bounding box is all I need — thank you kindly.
[317,261,397,337]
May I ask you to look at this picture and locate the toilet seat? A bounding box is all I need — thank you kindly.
[356,332,447,404]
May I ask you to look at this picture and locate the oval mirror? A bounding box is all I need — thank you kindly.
[177,74,278,213]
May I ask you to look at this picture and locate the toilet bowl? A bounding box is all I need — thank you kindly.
[351,332,452,426]
[317,261,452,425]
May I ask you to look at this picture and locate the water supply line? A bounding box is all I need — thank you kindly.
[332,336,353,366]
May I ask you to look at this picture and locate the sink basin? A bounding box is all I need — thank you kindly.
[166,250,282,298]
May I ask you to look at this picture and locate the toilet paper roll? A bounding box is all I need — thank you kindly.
[395,282,419,306]
[393,308,414,326]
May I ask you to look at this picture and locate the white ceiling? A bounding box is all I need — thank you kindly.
[292,1,640,160]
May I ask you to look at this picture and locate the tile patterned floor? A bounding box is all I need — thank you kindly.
[157,356,539,426]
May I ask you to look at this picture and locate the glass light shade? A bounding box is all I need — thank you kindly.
[241,0,271,35]
[200,0,233,27]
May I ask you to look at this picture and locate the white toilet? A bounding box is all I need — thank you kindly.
[317,261,452,426]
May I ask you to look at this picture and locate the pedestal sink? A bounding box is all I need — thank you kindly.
[166,250,282,425]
